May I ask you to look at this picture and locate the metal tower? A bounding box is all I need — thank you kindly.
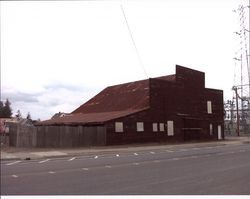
[231,2,250,134]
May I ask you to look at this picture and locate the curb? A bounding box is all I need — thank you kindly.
[1,139,245,162]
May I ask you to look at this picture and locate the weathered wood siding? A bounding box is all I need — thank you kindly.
[8,123,37,147]
[36,125,106,147]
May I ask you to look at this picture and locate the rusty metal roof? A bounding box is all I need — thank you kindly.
[156,74,176,81]
[36,108,148,126]
[72,75,175,114]
[38,74,175,126]
[72,79,150,114]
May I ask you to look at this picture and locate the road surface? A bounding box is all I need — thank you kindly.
[1,142,250,195]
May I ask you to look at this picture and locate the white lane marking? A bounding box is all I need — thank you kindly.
[6,161,21,166]
[190,156,198,159]
[180,156,189,160]
[105,165,112,168]
[179,149,188,152]
[12,175,18,178]
[153,160,160,163]
[116,154,120,157]
[219,151,239,155]
[48,171,55,174]
[68,157,76,161]
[165,150,174,153]
[215,149,247,155]
[82,168,89,171]
[171,158,180,161]
[94,156,98,159]
[192,148,200,150]
[134,153,138,156]
[150,151,155,154]
[39,159,50,164]
[219,152,232,155]
[133,162,139,166]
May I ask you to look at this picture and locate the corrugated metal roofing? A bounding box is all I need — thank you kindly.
[38,74,175,125]
[72,75,175,114]
[37,108,148,125]
[72,79,150,114]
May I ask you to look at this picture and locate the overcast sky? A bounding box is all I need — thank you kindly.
[1,0,249,120]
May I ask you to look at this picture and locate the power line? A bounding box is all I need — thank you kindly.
[120,4,148,79]
[229,2,250,135]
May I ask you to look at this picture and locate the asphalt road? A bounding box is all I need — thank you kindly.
[1,143,250,195]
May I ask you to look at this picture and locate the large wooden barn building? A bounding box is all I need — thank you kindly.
[36,65,224,147]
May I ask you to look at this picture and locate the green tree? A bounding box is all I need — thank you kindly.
[26,112,32,120]
[0,99,12,118]
[15,109,22,119]
[0,101,4,117]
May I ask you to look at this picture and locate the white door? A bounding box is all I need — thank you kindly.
[218,125,222,140]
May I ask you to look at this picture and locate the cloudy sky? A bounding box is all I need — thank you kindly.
[1,0,249,120]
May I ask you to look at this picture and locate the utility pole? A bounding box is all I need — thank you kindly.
[233,86,240,136]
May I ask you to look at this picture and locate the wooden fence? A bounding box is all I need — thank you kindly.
[9,123,36,147]
[8,124,106,148]
[36,125,106,147]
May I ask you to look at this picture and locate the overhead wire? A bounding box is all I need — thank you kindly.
[120,4,148,79]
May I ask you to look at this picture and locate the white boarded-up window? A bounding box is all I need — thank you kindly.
[152,123,158,132]
[207,101,212,114]
[209,124,213,135]
[137,122,144,132]
[159,123,165,132]
[167,121,174,136]
[218,125,222,140]
[115,122,123,133]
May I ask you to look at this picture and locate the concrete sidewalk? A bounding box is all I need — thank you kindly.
[1,136,249,161]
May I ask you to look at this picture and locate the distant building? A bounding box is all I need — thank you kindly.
[0,118,32,134]
[36,65,224,147]
[51,112,70,120]
[0,118,11,134]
